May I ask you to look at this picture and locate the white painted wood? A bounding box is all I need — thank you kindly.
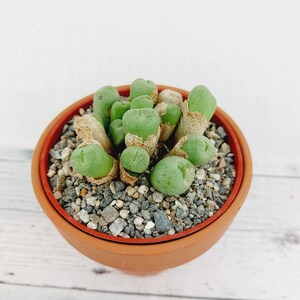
[1,0,300,176]
[0,160,299,300]
[0,284,201,300]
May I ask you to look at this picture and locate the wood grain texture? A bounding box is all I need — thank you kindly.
[1,1,300,176]
[0,160,299,300]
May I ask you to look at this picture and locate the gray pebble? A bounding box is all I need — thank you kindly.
[101,206,119,223]
[109,218,127,236]
[129,203,138,214]
[154,210,171,233]
[152,192,164,203]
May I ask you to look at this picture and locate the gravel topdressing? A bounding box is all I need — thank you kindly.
[47,106,236,239]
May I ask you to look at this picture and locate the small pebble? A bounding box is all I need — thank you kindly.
[87,222,97,229]
[115,200,124,208]
[196,169,206,180]
[78,209,89,223]
[138,185,149,195]
[54,191,62,200]
[47,169,56,178]
[126,186,136,197]
[154,210,171,233]
[145,221,155,229]
[152,192,164,203]
[134,217,144,226]
[129,203,138,214]
[101,206,119,223]
[120,209,129,219]
[86,197,96,206]
[109,218,127,236]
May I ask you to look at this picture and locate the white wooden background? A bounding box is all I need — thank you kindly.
[0,1,300,299]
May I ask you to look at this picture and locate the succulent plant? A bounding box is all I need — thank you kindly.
[93,85,120,129]
[109,119,125,146]
[68,81,219,196]
[154,102,181,142]
[130,95,154,109]
[150,156,195,195]
[175,85,216,142]
[120,146,150,173]
[110,101,131,122]
[169,134,216,167]
[157,89,183,106]
[129,78,158,103]
[70,144,114,179]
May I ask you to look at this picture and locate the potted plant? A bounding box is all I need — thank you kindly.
[32,80,252,274]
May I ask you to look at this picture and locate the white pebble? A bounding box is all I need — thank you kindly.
[86,197,97,206]
[120,209,129,219]
[87,222,97,229]
[208,211,214,217]
[61,147,72,161]
[152,192,164,203]
[109,182,116,194]
[115,200,124,208]
[126,186,136,197]
[168,228,175,235]
[196,169,206,180]
[54,191,62,199]
[144,228,152,235]
[62,164,71,176]
[47,169,56,178]
[138,185,149,195]
[78,209,89,223]
[110,200,117,206]
[145,221,155,229]
[210,173,221,181]
[134,217,144,226]
[57,169,64,177]
[119,232,130,238]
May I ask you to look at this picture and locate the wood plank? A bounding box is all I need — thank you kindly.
[0,160,299,300]
[0,283,215,300]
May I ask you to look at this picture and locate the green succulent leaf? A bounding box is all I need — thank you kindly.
[130,95,154,109]
[122,108,160,141]
[70,144,113,178]
[129,78,157,100]
[108,119,125,146]
[150,156,195,195]
[110,101,131,122]
[181,134,217,167]
[120,146,150,173]
[187,85,216,122]
[93,85,120,129]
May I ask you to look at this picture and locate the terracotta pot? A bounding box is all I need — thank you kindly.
[32,85,252,274]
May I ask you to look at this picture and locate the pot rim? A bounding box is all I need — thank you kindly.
[32,85,252,250]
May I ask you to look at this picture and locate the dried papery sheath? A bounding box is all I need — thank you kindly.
[74,114,112,154]
[157,89,183,106]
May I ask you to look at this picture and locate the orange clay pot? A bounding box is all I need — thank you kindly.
[32,85,252,274]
